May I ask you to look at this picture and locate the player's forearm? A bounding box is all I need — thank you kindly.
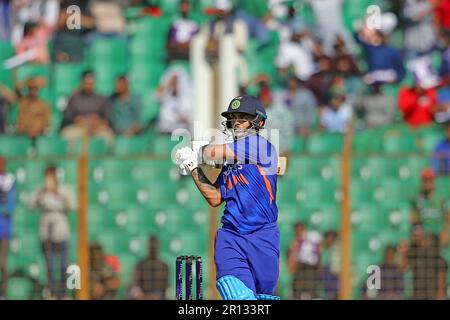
[191,167,222,207]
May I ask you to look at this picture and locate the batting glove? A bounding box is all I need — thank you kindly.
[175,147,198,175]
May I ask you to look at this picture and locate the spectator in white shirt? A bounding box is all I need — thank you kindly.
[156,66,192,134]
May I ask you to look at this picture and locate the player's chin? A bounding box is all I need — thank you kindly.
[233,129,246,139]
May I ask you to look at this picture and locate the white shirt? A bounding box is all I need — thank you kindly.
[275,41,316,81]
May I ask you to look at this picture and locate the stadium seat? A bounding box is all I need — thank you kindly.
[140,91,161,125]
[93,60,128,95]
[6,277,36,300]
[36,136,69,157]
[308,204,340,232]
[152,134,185,155]
[129,61,166,94]
[0,135,32,157]
[96,230,132,254]
[306,133,343,154]
[121,206,157,234]
[74,137,110,156]
[88,38,128,63]
[373,179,412,206]
[114,135,151,156]
[381,128,418,154]
[16,64,51,82]
[296,179,340,206]
[350,180,375,206]
[291,136,306,153]
[351,205,387,232]
[287,155,340,181]
[53,63,86,97]
[418,129,443,153]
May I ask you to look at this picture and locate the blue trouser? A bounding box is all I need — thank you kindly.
[214,224,280,296]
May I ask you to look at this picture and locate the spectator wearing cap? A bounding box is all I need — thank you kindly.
[431,121,450,175]
[398,56,439,128]
[166,0,199,63]
[410,168,450,245]
[61,71,115,146]
[320,82,353,133]
[110,75,142,136]
[0,157,16,299]
[14,76,52,139]
[28,165,76,300]
[355,14,405,85]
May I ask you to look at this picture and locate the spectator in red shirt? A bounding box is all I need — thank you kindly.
[434,0,450,32]
[398,57,440,128]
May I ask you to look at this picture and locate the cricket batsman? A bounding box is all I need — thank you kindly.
[175,95,280,300]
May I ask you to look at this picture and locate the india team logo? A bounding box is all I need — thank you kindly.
[231,100,240,109]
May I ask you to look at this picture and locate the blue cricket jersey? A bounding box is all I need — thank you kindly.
[215,135,278,234]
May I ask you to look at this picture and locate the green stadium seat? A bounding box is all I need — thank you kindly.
[152,134,184,155]
[350,180,375,206]
[435,177,450,199]
[291,136,306,153]
[92,183,139,208]
[418,129,443,153]
[352,231,383,257]
[373,179,412,206]
[90,159,134,185]
[6,277,36,300]
[121,206,157,234]
[306,133,343,154]
[0,135,32,157]
[351,205,387,232]
[93,60,128,95]
[36,136,69,157]
[16,64,51,82]
[353,128,383,154]
[89,38,128,62]
[53,63,86,97]
[0,42,13,87]
[381,204,411,232]
[131,159,180,182]
[296,179,340,206]
[74,137,110,156]
[140,91,160,124]
[308,204,340,232]
[114,135,151,156]
[287,155,340,181]
[378,228,409,247]
[96,230,132,254]
[381,128,418,154]
[129,61,166,94]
